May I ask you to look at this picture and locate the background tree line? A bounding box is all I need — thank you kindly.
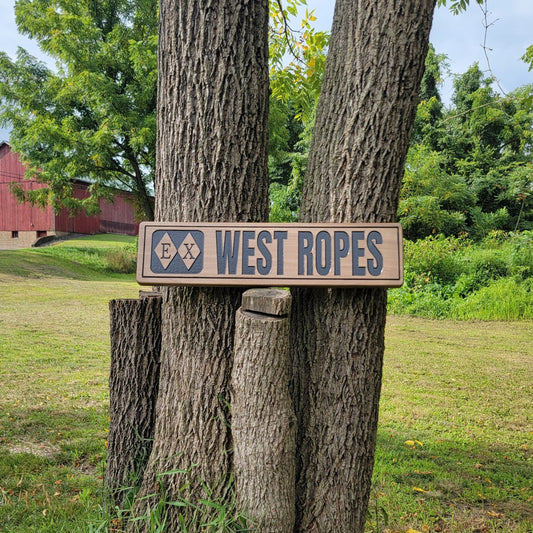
[1,0,531,242]
[271,44,533,240]
[0,0,327,222]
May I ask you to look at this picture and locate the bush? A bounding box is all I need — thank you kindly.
[390,231,532,320]
[403,235,465,286]
[388,286,453,318]
[455,248,510,295]
[106,245,137,274]
[399,196,468,240]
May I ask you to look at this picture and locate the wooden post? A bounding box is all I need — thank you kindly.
[231,288,296,532]
[106,293,161,506]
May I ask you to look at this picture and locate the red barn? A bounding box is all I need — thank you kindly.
[0,142,144,249]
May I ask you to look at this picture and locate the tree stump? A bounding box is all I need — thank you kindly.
[231,288,295,533]
[106,294,162,506]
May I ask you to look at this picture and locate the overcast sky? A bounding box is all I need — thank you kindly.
[1,0,532,142]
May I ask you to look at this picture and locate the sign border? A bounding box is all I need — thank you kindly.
[137,222,403,287]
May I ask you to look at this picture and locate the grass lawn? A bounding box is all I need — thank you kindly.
[374,317,532,532]
[0,237,139,532]
[0,236,531,532]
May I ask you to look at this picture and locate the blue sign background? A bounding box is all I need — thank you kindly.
[151,230,204,274]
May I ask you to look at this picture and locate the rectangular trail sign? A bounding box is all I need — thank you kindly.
[136,222,403,287]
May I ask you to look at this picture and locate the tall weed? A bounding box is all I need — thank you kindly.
[105,244,137,274]
[114,468,254,533]
[452,278,533,320]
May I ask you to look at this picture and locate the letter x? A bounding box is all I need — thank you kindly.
[182,242,196,259]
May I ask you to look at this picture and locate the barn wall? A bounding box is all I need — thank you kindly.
[0,144,56,249]
[54,182,101,234]
[1,143,142,248]
[55,185,139,236]
[99,193,139,236]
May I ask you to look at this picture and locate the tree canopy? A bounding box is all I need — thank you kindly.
[0,0,157,219]
[0,0,328,221]
[267,2,533,238]
[399,61,533,240]
[1,0,531,235]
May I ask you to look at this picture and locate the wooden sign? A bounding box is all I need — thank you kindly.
[136,222,403,287]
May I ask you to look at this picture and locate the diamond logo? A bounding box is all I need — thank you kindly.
[178,233,201,270]
[151,229,204,274]
[154,232,178,269]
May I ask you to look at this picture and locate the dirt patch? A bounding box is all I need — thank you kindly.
[8,440,60,459]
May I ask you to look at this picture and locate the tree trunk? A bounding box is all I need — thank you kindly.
[232,289,295,533]
[291,0,436,531]
[133,0,269,529]
[106,295,161,507]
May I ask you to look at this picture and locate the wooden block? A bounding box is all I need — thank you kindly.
[241,288,292,316]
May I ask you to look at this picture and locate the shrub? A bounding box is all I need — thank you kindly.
[388,286,453,318]
[457,248,510,294]
[392,231,532,320]
[106,245,137,274]
[403,235,465,286]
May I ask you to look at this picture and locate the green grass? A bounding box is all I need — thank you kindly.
[0,236,139,532]
[54,234,137,249]
[369,317,533,532]
[0,234,137,280]
[0,236,531,532]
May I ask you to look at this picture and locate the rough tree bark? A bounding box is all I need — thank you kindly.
[132,0,269,529]
[106,295,161,507]
[232,289,295,533]
[291,0,437,531]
